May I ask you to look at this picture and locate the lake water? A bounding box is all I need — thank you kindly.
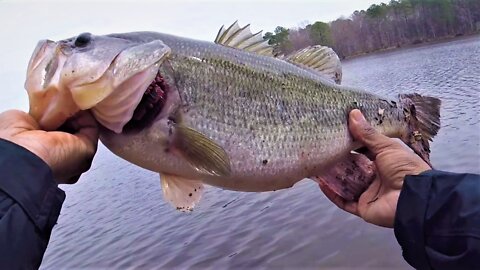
[27,35,479,269]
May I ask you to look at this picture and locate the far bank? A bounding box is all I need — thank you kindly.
[342,33,480,62]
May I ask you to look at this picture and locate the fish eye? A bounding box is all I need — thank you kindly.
[74,32,92,47]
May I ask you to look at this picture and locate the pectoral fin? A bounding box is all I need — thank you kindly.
[173,125,231,177]
[160,173,204,212]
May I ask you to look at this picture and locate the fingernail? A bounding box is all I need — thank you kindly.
[352,110,366,123]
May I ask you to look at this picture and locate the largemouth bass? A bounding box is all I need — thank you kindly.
[25,22,440,211]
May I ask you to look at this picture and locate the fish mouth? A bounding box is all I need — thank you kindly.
[122,71,169,133]
[26,38,171,132]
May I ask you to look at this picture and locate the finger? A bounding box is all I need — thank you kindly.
[354,146,376,161]
[358,177,382,206]
[349,109,395,156]
[0,110,39,131]
[72,111,99,144]
[62,174,82,185]
[61,111,99,155]
[49,133,96,184]
[319,181,360,216]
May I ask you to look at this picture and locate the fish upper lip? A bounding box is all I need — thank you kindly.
[27,40,56,73]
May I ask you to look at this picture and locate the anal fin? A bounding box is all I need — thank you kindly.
[160,173,204,212]
[311,152,375,201]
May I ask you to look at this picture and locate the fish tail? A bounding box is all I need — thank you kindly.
[399,93,441,165]
[400,93,441,140]
[313,94,441,202]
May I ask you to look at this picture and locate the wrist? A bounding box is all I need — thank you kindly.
[410,166,432,178]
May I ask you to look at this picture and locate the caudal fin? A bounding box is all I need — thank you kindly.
[400,93,441,140]
[399,93,441,165]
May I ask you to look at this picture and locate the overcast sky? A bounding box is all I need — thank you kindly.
[0,0,384,110]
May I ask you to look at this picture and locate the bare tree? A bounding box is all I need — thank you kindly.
[264,0,480,59]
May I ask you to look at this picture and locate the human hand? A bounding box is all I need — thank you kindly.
[319,109,431,228]
[0,110,99,184]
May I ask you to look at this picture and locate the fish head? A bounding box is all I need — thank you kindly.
[25,32,171,132]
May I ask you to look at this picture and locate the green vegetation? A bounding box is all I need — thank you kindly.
[309,21,334,48]
[264,26,292,55]
[264,0,480,58]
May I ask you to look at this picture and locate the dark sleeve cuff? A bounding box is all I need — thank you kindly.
[394,170,480,270]
[394,170,434,270]
[0,138,65,234]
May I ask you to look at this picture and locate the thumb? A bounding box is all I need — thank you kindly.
[349,109,393,156]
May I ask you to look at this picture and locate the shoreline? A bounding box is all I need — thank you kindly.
[341,33,480,62]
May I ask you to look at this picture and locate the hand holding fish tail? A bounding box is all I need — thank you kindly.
[320,109,431,228]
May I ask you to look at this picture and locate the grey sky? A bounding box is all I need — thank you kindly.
[0,0,384,110]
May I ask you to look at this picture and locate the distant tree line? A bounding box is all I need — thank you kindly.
[264,0,480,58]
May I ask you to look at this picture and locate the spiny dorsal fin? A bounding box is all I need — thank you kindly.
[283,45,342,84]
[160,173,204,212]
[215,21,273,57]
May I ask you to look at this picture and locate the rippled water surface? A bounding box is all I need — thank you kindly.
[40,36,479,269]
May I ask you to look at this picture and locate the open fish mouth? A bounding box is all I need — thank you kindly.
[25,37,172,133]
[122,71,169,133]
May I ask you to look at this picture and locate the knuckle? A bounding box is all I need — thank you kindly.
[362,125,377,137]
[380,138,397,149]
[82,161,93,172]
[86,146,97,159]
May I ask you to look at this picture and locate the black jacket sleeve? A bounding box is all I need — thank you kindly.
[0,139,65,269]
[394,170,480,270]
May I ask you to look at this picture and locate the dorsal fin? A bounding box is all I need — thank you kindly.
[283,45,343,84]
[215,21,273,57]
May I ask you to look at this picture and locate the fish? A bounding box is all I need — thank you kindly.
[24,22,441,211]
